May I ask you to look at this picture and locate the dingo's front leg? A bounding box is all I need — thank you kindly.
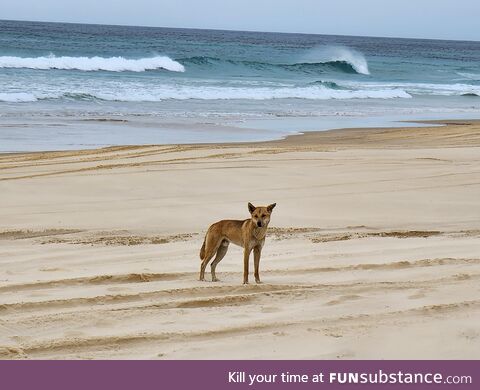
[253,245,262,283]
[243,247,252,284]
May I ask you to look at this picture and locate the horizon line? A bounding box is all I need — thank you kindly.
[1,18,479,44]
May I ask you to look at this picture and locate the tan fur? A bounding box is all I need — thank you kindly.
[199,202,276,284]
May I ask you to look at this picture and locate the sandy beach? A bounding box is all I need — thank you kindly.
[1,120,479,359]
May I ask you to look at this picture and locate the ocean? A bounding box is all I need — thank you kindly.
[0,19,479,151]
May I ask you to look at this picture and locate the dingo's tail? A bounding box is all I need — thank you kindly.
[199,237,206,260]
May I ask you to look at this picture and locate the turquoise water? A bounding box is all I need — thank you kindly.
[0,19,479,150]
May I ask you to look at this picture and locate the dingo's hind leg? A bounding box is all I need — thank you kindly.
[211,240,229,282]
[199,233,222,281]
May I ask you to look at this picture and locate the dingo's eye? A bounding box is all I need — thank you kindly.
[261,214,266,218]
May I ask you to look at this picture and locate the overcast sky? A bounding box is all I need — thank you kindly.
[2,0,479,41]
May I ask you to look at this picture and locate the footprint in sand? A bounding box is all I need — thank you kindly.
[261,306,279,313]
[39,267,66,272]
[460,329,479,341]
[326,294,362,306]
[326,333,343,338]
[28,292,50,298]
[93,319,114,328]
[64,330,85,337]
[10,335,33,343]
[409,287,435,300]
[107,286,132,292]
[408,290,426,299]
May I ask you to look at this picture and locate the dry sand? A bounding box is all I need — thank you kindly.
[0,120,479,359]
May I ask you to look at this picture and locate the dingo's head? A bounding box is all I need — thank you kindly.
[248,202,276,228]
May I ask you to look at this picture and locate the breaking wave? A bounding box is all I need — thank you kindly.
[93,87,409,101]
[0,55,185,72]
[179,56,367,75]
[0,92,39,102]
[306,80,345,89]
[299,46,370,75]
[0,86,411,102]
[286,61,361,74]
[0,46,368,75]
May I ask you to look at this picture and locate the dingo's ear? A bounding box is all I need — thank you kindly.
[248,202,256,214]
[267,203,276,212]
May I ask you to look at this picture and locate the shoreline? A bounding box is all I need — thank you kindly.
[1,118,480,156]
[257,118,480,148]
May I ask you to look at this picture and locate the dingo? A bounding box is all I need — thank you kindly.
[199,202,276,284]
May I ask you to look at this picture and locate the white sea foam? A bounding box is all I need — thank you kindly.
[343,81,480,96]
[94,85,410,101]
[0,92,38,102]
[0,85,412,102]
[300,46,370,75]
[0,55,185,72]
